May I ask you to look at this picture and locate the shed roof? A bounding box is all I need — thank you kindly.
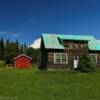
[42,33,100,51]
[14,54,32,60]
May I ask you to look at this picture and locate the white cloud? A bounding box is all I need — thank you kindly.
[97,40,100,44]
[30,38,41,49]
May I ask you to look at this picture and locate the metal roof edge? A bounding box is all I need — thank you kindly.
[14,54,32,60]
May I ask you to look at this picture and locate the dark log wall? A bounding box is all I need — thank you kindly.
[47,40,89,69]
[41,39,100,69]
[48,52,71,69]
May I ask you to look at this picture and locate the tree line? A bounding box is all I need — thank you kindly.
[0,37,41,64]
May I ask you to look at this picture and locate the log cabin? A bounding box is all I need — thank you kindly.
[40,33,100,70]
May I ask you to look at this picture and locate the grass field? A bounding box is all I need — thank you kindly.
[0,67,100,100]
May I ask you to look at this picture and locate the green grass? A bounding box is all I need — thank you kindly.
[0,67,100,100]
[0,60,5,68]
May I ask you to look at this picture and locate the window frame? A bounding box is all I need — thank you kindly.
[90,54,97,63]
[54,53,68,64]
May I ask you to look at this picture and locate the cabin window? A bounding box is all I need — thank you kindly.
[90,54,97,63]
[54,53,68,64]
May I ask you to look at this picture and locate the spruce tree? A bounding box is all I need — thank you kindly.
[15,40,20,55]
[23,43,27,54]
[20,44,24,54]
[0,37,4,60]
[5,39,10,64]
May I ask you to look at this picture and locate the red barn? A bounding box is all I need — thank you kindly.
[14,54,32,68]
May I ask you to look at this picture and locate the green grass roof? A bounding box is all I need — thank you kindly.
[42,33,100,51]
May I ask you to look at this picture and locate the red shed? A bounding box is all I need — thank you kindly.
[14,54,32,68]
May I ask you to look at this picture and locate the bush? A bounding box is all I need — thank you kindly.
[76,55,96,72]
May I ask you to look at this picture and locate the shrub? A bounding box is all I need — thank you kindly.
[76,55,96,72]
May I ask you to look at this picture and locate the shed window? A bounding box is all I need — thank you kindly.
[54,53,68,64]
[90,54,97,63]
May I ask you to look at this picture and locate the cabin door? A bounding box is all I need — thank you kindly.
[73,56,79,69]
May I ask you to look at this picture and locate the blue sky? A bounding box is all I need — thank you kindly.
[0,0,100,45]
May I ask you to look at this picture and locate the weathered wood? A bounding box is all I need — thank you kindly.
[41,39,100,69]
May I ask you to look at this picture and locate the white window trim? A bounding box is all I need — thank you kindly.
[90,54,97,63]
[54,53,68,64]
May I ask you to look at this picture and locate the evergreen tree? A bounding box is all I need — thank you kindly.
[5,40,19,64]
[20,44,24,54]
[0,38,41,65]
[23,43,27,54]
[77,47,96,72]
[15,40,20,55]
[0,37,4,60]
[26,47,41,63]
[5,39,10,64]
